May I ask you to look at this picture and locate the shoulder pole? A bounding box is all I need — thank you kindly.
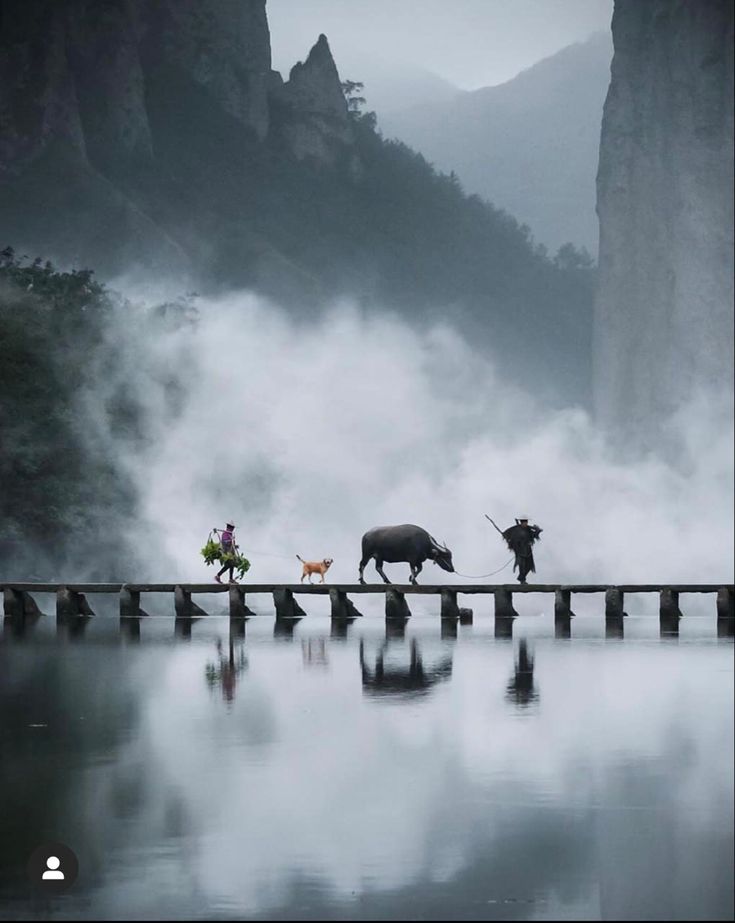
[484,514,504,536]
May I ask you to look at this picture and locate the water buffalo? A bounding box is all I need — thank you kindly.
[358,524,454,585]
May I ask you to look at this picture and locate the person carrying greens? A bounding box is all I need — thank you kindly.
[213,521,238,584]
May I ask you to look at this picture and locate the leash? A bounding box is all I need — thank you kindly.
[209,530,294,560]
[240,547,514,577]
[453,557,515,579]
[238,547,296,560]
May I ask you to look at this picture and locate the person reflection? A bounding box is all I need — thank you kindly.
[204,635,247,704]
[359,638,452,700]
[506,638,538,709]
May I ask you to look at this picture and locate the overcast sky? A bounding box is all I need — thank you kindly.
[268,0,613,91]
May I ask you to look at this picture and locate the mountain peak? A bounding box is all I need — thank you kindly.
[272,32,354,164]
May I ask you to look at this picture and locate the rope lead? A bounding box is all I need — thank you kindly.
[453,556,515,579]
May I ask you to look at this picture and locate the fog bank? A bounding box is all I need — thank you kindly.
[90,290,733,593]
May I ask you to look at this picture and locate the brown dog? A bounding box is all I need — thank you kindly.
[297,555,333,583]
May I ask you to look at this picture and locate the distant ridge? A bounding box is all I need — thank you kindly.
[380,32,613,253]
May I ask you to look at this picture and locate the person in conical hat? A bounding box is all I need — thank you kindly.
[500,516,543,584]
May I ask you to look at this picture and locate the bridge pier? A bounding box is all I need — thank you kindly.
[440,589,460,620]
[175,585,208,618]
[494,589,518,619]
[717,587,734,620]
[330,589,363,620]
[57,587,95,621]
[229,585,255,619]
[554,588,574,637]
[4,588,42,620]
[605,588,624,620]
[605,588,625,637]
[659,587,682,634]
[716,588,734,637]
[493,589,517,638]
[273,588,306,619]
[554,589,574,619]
[385,589,411,620]
[120,586,150,619]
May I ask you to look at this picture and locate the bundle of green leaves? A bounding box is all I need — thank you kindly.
[200,538,251,580]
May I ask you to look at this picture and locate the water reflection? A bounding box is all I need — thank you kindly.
[506,638,538,709]
[440,618,457,639]
[204,634,247,704]
[301,637,329,667]
[330,616,356,639]
[274,615,302,639]
[359,637,453,700]
[495,614,515,639]
[718,618,735,639]
[554,615,571,639]
[231,615,246,639]
[57,613,92,640]
[606,613,625,639]
[175,616,200,638]
[120,616,142,642]
[385,616,408,640]
[0,615,732,921]
[3,612,43,638]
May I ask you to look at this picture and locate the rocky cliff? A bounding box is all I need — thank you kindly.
[594,0,734,436]
[0,0,273,175]
[270,33,354,165]
[0,0,596,408]
[0,0,353,276]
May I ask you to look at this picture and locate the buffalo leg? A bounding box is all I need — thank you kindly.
[359,554,370,585]
[410,561,422,585]
[375,559,392,584]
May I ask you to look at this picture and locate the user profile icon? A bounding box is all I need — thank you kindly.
[42,856,64,880]
[27,841,78,892]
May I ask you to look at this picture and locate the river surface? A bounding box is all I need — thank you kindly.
[0,602,733,921]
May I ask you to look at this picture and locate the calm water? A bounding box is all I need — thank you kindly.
[0,602,733,921]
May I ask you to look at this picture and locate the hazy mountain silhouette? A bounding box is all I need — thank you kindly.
[380,32,613,253]
[342,53,461,115]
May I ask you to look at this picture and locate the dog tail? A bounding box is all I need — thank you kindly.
[296,554,304,562]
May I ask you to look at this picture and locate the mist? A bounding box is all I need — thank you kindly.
[87,286,733,596]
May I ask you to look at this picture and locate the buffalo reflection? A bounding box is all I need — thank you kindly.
[359,638,453,700]
[205,634,247,704]
[506,638,538,708]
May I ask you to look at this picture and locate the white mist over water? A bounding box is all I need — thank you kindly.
[96,289,733,594]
